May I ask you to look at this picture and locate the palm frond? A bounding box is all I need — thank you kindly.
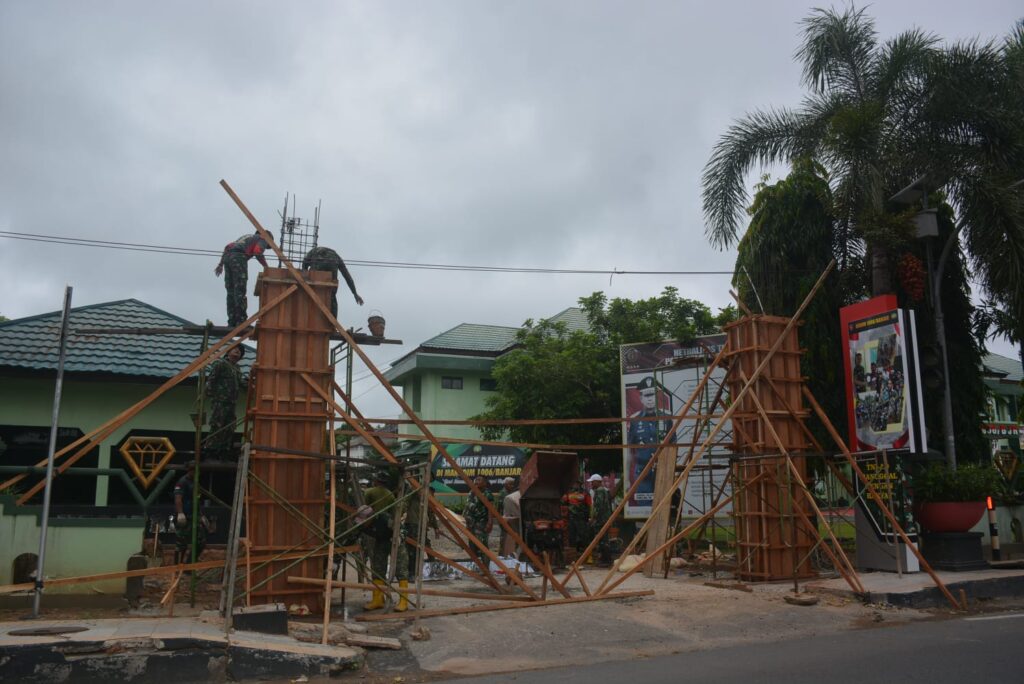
[701,107,820,248]
[797,5,877,100]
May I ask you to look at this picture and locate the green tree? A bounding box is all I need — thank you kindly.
[703,6,1020,462]
[474,288,731,473]
[735,160,852,443]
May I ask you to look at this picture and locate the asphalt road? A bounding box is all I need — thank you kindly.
[451,612,1024,684]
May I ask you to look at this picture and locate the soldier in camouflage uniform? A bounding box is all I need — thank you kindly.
[173,463,209,565]
[204,345,245,461]
[464,475,494,548]
[589,474,613,566]
[214,231,271,327]
[301,246,364,318]
[565,480,592,552]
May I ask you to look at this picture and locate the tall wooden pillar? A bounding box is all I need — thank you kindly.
[248,268,334,609]
[725,315,816,581]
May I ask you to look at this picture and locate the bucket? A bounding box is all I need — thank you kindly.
[368,311,386,337]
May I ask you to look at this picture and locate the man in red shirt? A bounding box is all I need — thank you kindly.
[214,231,272,327]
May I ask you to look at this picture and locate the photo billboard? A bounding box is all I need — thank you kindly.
[620,334,732,519]
[839,296,926,454]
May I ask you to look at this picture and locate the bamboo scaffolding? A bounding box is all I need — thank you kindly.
[594,261,835,595]
[335,429,727,452]
[316,377,511,595]
[560,339,733,587]
[327,380,504,593]
[224,178,578,602]
[303,373,545,599]
[597,475,763,596]
[738,370,865,594]
[802,387,961,609]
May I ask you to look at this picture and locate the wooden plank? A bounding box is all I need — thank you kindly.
[354,589,656,622]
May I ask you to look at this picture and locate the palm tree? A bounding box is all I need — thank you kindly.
[702,7,1024,302]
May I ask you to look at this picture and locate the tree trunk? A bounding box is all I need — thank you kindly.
[870,244,893,296]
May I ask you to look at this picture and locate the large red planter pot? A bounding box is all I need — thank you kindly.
[913,501,986,533]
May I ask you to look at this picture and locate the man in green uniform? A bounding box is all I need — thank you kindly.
[204,344,245,461]
[173,462,208,566]
[301,246,364,318]
[214,231,271,327]
[463,475,494,549]
[589,473,613,567]
[359,466,416,612]
[565,480,592,553]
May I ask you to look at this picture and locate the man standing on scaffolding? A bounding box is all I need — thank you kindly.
[204,344,245,461]
[214,231,272,327]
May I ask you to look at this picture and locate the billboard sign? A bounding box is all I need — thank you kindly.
[839,296,926,454]
[620,334,732,519]
[430,443,528,493]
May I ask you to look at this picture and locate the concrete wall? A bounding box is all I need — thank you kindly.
[0,495,144,593]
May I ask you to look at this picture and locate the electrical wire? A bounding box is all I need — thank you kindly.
[0,229,740,276]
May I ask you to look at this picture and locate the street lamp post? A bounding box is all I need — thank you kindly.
[891,177,959,470]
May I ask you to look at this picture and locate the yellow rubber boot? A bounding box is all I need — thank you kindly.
[395,580,410,612]
[363,580,386,611]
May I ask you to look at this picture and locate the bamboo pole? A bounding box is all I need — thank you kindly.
[288,576,536,602]
[222,179,567,599]
[354,590,655,622]
[802,387,961,610]
[322,414,338,643]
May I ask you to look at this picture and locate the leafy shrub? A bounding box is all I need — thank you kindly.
[913,462,1002,503]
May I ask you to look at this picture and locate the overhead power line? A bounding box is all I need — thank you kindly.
[0,229,740,276]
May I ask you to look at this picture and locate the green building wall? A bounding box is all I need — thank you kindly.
[401,369,497,441]
[0,496,144,593]
[1,373,244,592]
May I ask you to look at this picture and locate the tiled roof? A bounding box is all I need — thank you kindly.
[544,307,591,333]
[984,352,1023,383]
[0,299,254,380]
[421,323,521,354]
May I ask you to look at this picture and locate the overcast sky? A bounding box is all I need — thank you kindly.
[1,1,1020,418]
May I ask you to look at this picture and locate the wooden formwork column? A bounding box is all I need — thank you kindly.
[249,268,335,609]
[725,315,816,581]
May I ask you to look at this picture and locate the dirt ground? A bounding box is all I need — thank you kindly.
[0,536,955,683]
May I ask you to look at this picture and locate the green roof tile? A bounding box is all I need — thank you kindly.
[420,323,521,354]
[0,299,253,379]
[984,352,1023,383]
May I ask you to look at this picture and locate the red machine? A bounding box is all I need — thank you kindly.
[519,451,578,567]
